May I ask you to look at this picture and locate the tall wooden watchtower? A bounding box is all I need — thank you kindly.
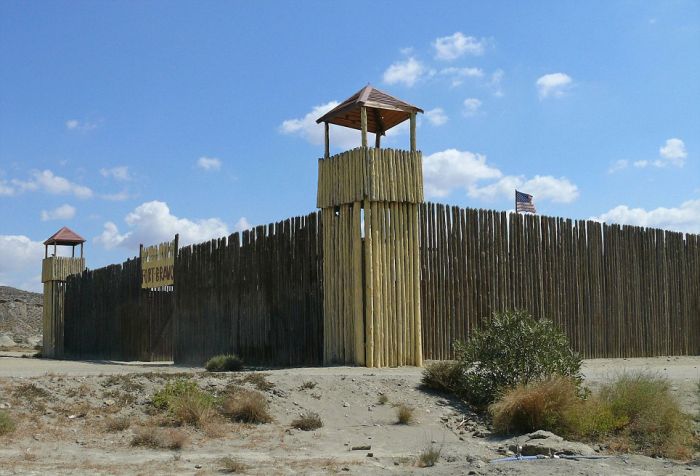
[41,227,86,358]
[316,85,424,367]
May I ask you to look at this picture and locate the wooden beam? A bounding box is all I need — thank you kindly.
[324,122,330,159]
[360,106,368,147]
[410,113,416,152]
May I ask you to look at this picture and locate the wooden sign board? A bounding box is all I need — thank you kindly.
[140,235,178,288]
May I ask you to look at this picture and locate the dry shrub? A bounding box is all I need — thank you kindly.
[595,372,695,459]
[205,354,243,372]
[222,388,272,424]
[152,378,216,427]
[490,372,696,460]
[170,391,215,427]
[131,426,186,450]
[421,361,460,393]
[417,443,441,467]
[299,381,317,390]
[378,394,388,405]
[490,375,580,434]
[0,411,15,435]
[396,404,414,425]
[104,415,131,432]
[291,411,323,431]
[219,456,248,473]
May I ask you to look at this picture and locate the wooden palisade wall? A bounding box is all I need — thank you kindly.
[173,211,323,366]
[63,258,173,361]
[419,203,700,359]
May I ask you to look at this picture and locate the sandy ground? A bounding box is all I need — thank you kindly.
[0,352,698,475]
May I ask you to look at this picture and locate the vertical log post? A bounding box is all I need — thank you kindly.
[324,122,330,159]
[409,112,416,152]
[360,106,368,147]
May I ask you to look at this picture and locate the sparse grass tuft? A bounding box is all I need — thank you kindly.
[222,388,272,424]
[490,375,582,435]
[219,456,248,473]
[421,361,460,394]
[205,354,243,372]
[14,383,50,400]
[378,394,389,405]
[152,379,216,427]
[0,411,15,435]
[131,426,186,450]
[417,443,441,467]
[102,374,144,393]
[291,411,323,431]
[104,415,131,432]
[299,381,317,390]
[396,404,414,425]
[243,373,275,391]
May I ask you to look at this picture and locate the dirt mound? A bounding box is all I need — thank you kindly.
[0,286,42,347]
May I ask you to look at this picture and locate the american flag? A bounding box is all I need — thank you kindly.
[515,190,536,213]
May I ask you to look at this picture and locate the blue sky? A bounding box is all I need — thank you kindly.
[1,1,699,291]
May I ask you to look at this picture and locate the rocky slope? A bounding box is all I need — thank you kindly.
[0,286,42,347]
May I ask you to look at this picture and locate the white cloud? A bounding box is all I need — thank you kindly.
[423,149,502,197]
[197,157,222,171]
[433,32,487,60]
[0,180,14,196]
[632,138,688,169]
[0,235,45,292]
[592,199,700,234]
[95,200,229,250]
[423,148,579,204]
[40,204,76,221]
[489,69,505,96]
[439,66,483,87]
[608,159,629,173]
[279,101,408,151]
[65,119,98,132]
[11,170,92,199]
[659,138,687,166]
[100,166,130,181]
[233,217,252,232]
[425,108,448,126]
[469,175,579,204]
[463,98,482,117]
[382,57,425,87]
[100,190,132,201]
[536,73,573,99]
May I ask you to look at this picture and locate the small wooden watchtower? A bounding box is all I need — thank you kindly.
[41,227,86,358]
[316,85,424,367]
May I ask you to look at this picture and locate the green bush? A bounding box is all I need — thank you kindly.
[0,411,15,435]
[453,310,582,406]
[205,354,243,372]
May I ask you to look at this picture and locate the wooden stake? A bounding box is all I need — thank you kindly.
[410,113,416,152]
[361,107,368,147]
